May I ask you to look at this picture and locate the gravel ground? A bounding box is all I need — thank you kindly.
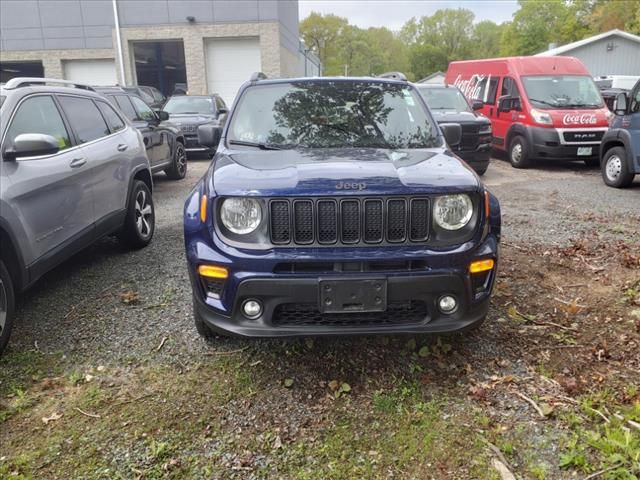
[7,156,640,361]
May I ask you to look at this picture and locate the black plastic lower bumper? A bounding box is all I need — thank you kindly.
[193,273,491,337]
[527,127,600,160]
[456,148,491,172]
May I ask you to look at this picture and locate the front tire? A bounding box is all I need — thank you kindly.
[118,180,155,249]
[165,142,187,180]
[193,297,224,341]
[0,260,16,355]
[509,135,532,168]
[601,146,634,188]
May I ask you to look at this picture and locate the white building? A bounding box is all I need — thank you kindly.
[535,29,640,77]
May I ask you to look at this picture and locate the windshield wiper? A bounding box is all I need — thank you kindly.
[528,98,557,107]
[562,103,601,108]
[228,140,285,150]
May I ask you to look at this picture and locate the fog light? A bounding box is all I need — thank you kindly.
[242,299,263,319]
[438,295,458,314]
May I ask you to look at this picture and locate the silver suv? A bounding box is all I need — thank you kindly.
[0,78,156,354]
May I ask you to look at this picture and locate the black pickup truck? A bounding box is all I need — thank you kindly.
[415,83,492,175]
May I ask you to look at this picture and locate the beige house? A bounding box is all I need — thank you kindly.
[0,0,321,105]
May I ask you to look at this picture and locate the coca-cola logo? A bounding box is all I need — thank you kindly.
[452,74,486,100]
[562,113,597,125]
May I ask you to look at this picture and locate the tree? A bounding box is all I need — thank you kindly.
[588,0,640,34]
[471,20,504,59]
[300,13,349,75]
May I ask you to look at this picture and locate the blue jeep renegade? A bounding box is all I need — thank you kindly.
[183,73,501,338]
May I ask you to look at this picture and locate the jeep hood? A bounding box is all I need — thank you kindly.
[211,148,479,196]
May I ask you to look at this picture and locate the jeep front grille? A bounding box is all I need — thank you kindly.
[269,197,430,246]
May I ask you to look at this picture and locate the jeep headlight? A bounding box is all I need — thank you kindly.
[433,194,473,231]
[530,108,553,125]
[220,198,262,234]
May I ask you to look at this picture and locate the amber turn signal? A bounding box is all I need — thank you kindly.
[200,195,208,223]
[198,265,229,279]
[469,258,494,274]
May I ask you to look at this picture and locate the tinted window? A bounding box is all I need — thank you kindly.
[229,81,441,150]
[58,96,110,144]
[114,95,137,121]
[130,95,156,121]
[501,77,520,99]
[216,96,227,111]
[485,77,499,104]
[5,95,72,151]
[630,88,640,113]
[96,101,125,132]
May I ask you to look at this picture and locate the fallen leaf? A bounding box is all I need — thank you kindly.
[120,291,139,305]
[273,435,283,449]
[328,380,339,391]
[418,346,430,357]
[283,378,294,388]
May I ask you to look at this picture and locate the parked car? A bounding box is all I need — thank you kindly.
[594,75,640,90]
[138,85,166,109]
[447,56,611,168]
[163,94,228,157]
[0,77,156,354]
[184,72,501,340]
[600,79,640,188]
[172,83,188,95]
[415,83,492,175]
[121,86,157,108]
[95,86,187,180]
[600,88,629,112]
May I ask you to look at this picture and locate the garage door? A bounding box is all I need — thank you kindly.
[63,59,117,86]
[205,37,261,106]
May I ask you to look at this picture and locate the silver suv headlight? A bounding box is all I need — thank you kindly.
[220,198,262,234]
[433,194,473,230]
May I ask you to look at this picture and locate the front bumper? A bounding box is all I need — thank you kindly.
[184,135,215,154]
[455,146,491,172]
[186,236,499,337]
[527,126,602,160]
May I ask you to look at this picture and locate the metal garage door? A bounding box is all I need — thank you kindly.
[63,59,117,86]
[205,37,261,106]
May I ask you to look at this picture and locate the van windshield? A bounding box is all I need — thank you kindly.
[522,75,603,109]
[228,81,441,150]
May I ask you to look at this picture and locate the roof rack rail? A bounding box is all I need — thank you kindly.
[378,72,408,81]
[249,72,267,82]
[3,77,95,91]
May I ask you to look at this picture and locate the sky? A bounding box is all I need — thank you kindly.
[299,0,520,30]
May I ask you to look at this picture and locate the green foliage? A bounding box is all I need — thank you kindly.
[300,2,638,81]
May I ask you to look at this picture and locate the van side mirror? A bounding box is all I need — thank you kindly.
[156,110,170,121]
[217,107,228,116]
[3,133,60,161]
[613,92,628,115]
[440,123,462,147]
[471,100,484,111]
[498,96,512,113]
[198,124,223,148]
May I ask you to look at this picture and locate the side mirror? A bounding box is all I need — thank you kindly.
[613,92,628,115]
[471,100,484,111]
[198,124,223,148]
[156,110,170,121]
[498,96,512,113]
[217,108,228,116]
[3,133,60,161]
[440,123,462,147]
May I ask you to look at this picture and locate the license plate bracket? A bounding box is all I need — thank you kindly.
[319,278,387,313]
[577,146,592,156]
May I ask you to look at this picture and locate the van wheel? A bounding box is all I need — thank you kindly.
[165,142,187,180]
[0,260,16,355]
[509,135,531,168]
[118,180,155,249]
[601,146,634,188]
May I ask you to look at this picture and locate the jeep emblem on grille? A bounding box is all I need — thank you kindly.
[336,182,367,190]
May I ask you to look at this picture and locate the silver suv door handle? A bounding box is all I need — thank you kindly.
[70,158,87,168]
[117,144,128,152]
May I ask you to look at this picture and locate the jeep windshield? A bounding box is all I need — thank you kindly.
[417,86,471,113]
[227,80,441,150]
[522,75,603,109]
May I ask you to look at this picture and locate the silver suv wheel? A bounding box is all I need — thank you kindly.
[0,279,6,334]
[135,190,153,239]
